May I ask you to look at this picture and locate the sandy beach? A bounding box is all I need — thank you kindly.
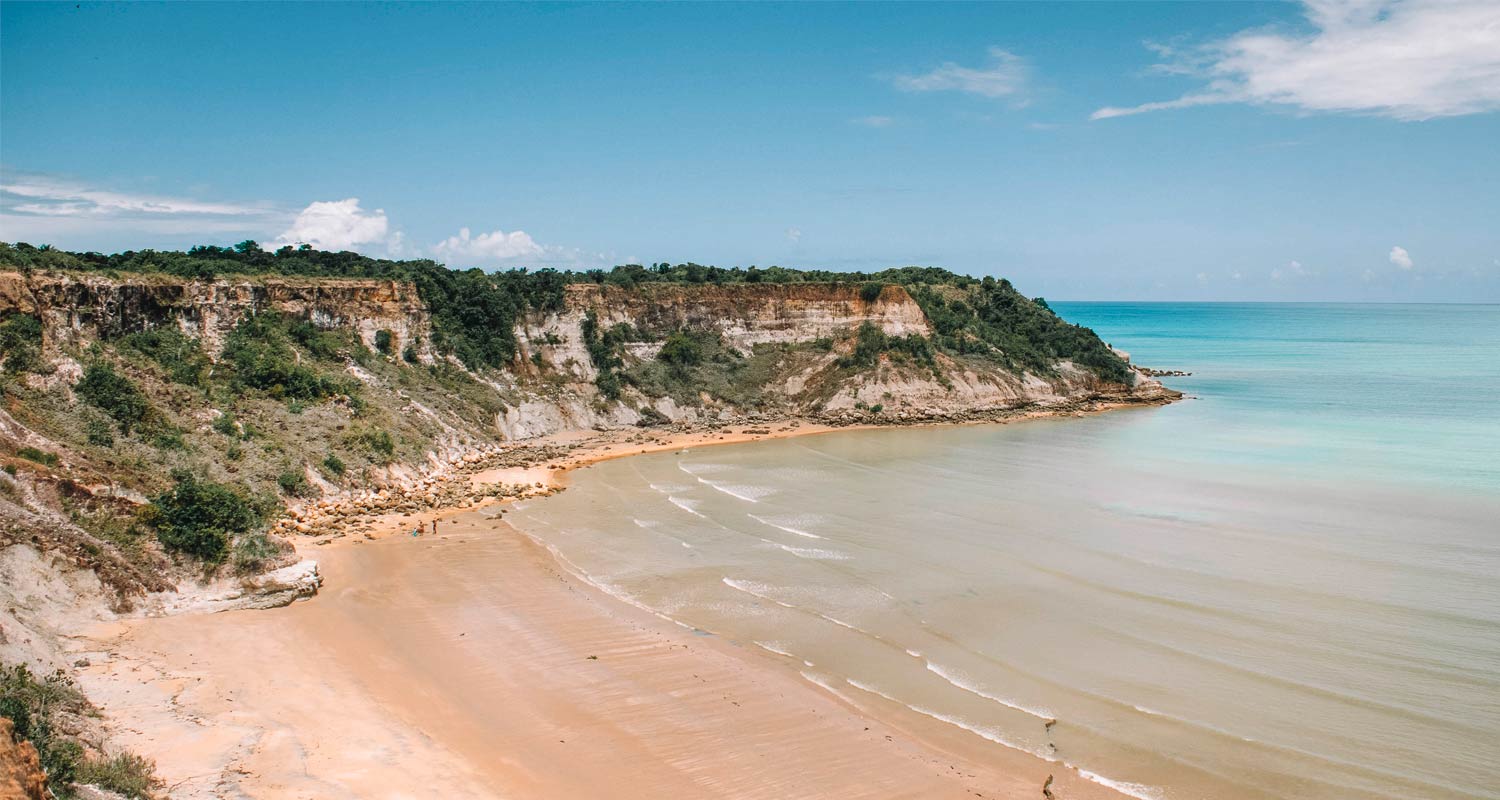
[70,421,1137,800]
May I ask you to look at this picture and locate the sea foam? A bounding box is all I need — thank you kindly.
[924,661,1056,721]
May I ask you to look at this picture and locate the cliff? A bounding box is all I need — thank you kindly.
[0,267,1174,597]
[0,270,432,360]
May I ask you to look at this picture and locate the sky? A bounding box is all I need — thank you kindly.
[2,0,1498,301]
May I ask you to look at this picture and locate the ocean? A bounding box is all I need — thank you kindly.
[505,303,1500,799]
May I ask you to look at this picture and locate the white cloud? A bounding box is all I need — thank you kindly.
[892,46,1029,100]
[851,115,894,128]
[786,226,803,243]
[1093,0,1500,121]
[272,198,392,252]
[433,226,545,264]
[1390,245,1414,269]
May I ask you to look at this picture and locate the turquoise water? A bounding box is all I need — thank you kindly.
[1053,302,1500,492]
[507,303,1500,799]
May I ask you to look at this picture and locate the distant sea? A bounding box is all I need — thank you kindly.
[507,303,1500,799]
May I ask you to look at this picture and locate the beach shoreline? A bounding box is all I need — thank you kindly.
[70,400,1171,799]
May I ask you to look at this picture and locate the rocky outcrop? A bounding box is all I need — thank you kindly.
[141,559,322,615]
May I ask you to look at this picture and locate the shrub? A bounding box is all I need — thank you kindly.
[276,469,313,497]
[374,328,394,355]
[860,282,884,303]
[581,310,624,399]
[231,529,281,574]
[352,428,395,461]
[322,453,346,477]
[120,327,211,386]
[212,412,239,437]
[844,322,887,368]
[147,471,259,561]
[402,339,420,364]
[77,752,161,799]
[0,313,45,374]
[76,364,150,433]
[16,446,58,466]
[150,428,186,450]
[222,314,346,401]
[658,331,704,368]
[85,418,116,447]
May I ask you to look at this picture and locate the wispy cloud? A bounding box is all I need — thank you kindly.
[1094,0,1500,121]
[0,170,279,241]
[891,46,1028,102]
[851,115,894,128]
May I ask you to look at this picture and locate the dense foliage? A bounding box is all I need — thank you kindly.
[840,321,937,370]
[146,470,260,561]
[0,313,45,374]
[120,327,213,387]
[75,363,151,433]
[0,241,1129,383]
[222,313,353,400]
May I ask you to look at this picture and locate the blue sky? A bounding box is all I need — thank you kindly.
[2,1,1497,301]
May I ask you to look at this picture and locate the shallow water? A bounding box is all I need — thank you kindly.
[507,303,1500,799]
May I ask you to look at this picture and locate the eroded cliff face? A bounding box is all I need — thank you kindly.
[0,271,433,360]
[1,270,1171,443]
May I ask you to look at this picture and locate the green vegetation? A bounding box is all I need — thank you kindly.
[322,453,346,477]
[85,418,115,447]
[0,313,46,374]
[75,363,150,434]
[374,328,394,355]
[276,469,313,498]
[2,663,86,793]
[76,752,161,799]
[906,280,1130,383]
[1,663,160,799]
[16,446,59,466]
[145,471,260,561]
[657,330,704,371]
[580,310,625,399]
[222,313,353,401]
[838,321,937,369]
[350,428,395,461]
[230,529,281,574]
[1,242,1129,383]
[119,327,212,387]
[622,329,785,410]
